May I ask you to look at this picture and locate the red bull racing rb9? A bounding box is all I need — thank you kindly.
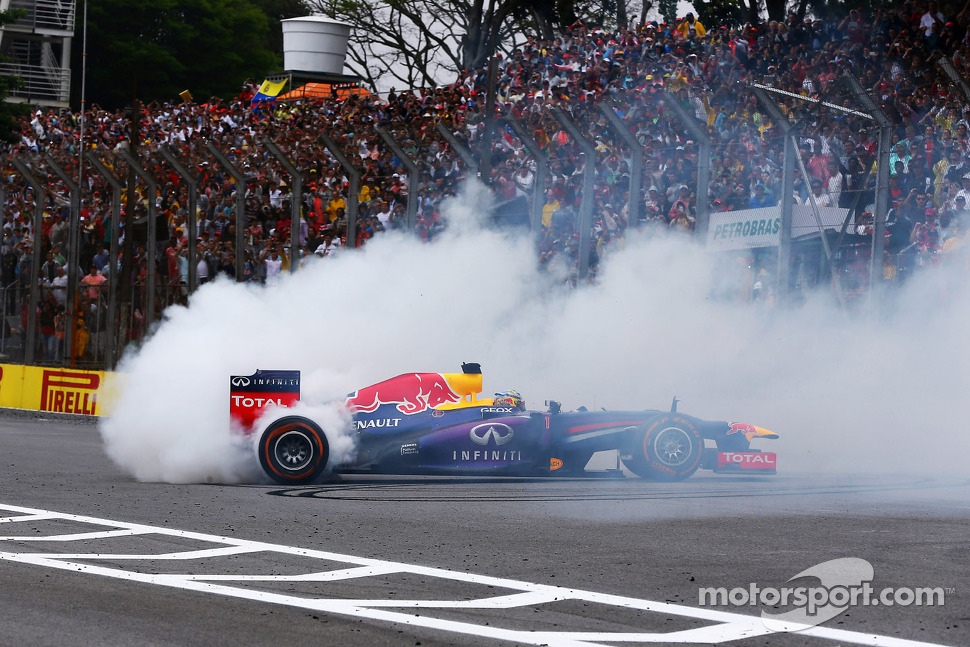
[230,363,779,485]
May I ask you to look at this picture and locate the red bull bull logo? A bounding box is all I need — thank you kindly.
[727,422,758,436]
[346,372,461,415]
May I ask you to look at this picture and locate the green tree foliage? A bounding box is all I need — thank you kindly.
[555,0,580,26]
[251,0,311,56]
[657,0,677,25]
[692,0,745,29]
[77,0,280,109]
[0,8,29,143]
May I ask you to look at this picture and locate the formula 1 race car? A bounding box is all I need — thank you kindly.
[230,363,778,485]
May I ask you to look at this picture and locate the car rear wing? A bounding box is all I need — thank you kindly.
[229,369,301,434]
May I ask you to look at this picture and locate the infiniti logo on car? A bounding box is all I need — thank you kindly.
[231,377,251,387]
[469,423,514,446]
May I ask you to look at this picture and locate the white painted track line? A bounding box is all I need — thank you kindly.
[0,503,952,647]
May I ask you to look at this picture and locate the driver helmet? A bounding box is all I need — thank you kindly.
[493,390,526,411]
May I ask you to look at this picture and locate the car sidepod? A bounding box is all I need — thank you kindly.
[549,411,654,475]
[393,413,545,475]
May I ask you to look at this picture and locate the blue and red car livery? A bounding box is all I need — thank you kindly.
[230,363,779,485]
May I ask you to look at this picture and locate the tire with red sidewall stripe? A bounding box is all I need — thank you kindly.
[258,416,329,485]
[623,415,703,481]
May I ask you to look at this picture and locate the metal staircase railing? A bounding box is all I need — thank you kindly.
[8,0,75,33]
[0,1,74,104]
[0,60,69,101]
[0,38,69,102]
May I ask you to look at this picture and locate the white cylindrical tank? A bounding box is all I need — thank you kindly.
[281,16,352,74]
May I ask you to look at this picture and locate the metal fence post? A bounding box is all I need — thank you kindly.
[377,127,419,231]
[597,102,643,229]
[434,123,479,177]
[85,153,123,369]
[10,158,44,364]
[937,57,970,103]
[262,139,303,272]
[551,107,596,280]
[318,132,361,247]
[205,142,247,280]
[661,92,711,237]
[751,88,798,306]
[842,73,893,302]
[117,148,159,325]
[158,147,199,291]
[44,155,82,364]
[502,117,548,233]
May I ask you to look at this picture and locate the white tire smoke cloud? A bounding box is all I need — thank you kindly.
[99,180,970,483]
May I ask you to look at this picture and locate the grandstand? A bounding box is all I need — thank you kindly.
[0,1,966,369]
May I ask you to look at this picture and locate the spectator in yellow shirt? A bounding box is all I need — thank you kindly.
[676,13,706,38]
[541,188,562,228]
[326,194,347,223]
[359,182,372,204]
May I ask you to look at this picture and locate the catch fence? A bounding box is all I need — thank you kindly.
[1,71,915,369]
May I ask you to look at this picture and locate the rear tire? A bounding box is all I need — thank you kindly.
[623,416,703,481]
[258,416,329,485]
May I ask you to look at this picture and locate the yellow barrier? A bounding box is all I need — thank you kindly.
[0,363,109,416]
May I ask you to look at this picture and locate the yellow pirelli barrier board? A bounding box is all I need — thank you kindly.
[0,363,114,416]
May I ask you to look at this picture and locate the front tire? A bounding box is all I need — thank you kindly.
[258,416,329,485]
[623,416,703,481]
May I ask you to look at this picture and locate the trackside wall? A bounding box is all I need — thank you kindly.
[0,363,114,416]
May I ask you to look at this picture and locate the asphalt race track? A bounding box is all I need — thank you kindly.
[1,413,967,647]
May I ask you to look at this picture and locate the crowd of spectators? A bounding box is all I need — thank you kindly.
[1,0,969,360]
